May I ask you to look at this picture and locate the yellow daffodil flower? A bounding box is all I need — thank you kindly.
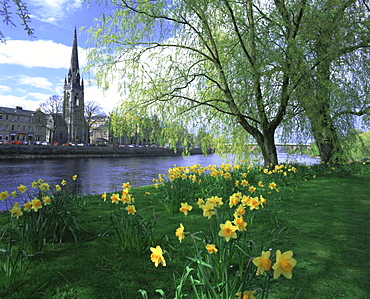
[205,244,218,254]
[236,291,257,299]
[253,251,272,275]
[122,182,131,189]
[218,220,238,242]
[31,198,43,212]
[39,183,50,192]
[31,181,38,188]
[201,202,215,219]
[175,223,185,243]
[179,202,193,215]
[234,216,248,231]
[9,203,23,219]
[150,245,166,267]
[17,184,27,193]
[55,185,61,192]
[61,180,67,186]
[72,174,77,181]
[43,196,51,205]
[0,191,9,201]
[272,250,297,279]
[269,182,277,190]
[110,193,120,204]
[102,192,107,201]
[125,205,136,215]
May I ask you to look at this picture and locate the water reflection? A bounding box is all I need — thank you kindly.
[0,153,319,211]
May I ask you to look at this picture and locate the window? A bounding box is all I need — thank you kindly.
[0,135,2,141]
[0,114,2,120]
[12,116,16,121]
[23,126,26,131]
[17,125,20,131]
[6,115,9,120]
[11,125,15,131]
[5,125,9,130]
[0,124,2,130]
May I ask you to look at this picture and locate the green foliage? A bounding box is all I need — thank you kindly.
[0,0,35,42]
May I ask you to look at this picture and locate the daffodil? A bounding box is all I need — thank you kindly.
[205,244,218,254]
[272,250,297,279]
[31,181,38,188]
[248,186,256,193]
[150,245,166,267]
[201,202,215,219]
[269,182,277,190]
[0,191,9,201]
[10,190,17,198]
[110,193,120,204]
[234,216,248,231]
[218,220,238,242]
[61,180,67,186]
[9,203,23,219]
[122,182,131,189]
[102,192,107,201]
[43,196,51,205]
[236,291,257,299]
[179,202,193,215]
[23,201,32,211]
[253,251,272,275]
[39,183,50,192]
[72,174,77,181]
[197,198,205,207]
[125,205,136,215]
[17,184,27,193]
[175,223,185,243]
[31,198,43,212]
[55,184,61,192]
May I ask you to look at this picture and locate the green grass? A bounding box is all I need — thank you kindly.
[271,175,370,299]
[1,166,370,298]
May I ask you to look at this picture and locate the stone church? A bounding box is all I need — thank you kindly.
[62,28,88,144]
[52,28,88,144]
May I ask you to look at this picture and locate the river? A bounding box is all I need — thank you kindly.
[0,153,319,211]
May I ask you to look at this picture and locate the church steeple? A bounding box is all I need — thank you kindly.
[67,27,81,87]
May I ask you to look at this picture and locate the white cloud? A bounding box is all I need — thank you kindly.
[84,85,122,114]
[18,76,54,90]
[0,95,42,111]
[29,0,83,25]
[0,39,87,68]
[0,85,11,92]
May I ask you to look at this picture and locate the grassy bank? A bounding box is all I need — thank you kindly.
[1,163,369,298]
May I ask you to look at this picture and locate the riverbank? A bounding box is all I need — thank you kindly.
[0,144,204,159]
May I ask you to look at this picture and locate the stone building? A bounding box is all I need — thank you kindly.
[62,28,88,144]
[0,106,46,143]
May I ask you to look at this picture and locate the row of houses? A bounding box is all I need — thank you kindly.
[0,105,157,146]
[0,106,46,143]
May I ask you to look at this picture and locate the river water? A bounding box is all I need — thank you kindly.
[0,153,319,211]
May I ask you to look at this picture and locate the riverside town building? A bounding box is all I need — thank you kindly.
[0,106,46,144]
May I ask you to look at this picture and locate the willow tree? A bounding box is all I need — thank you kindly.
[85,0,309,167]
[0,0,34,41]
[291,0,370,163]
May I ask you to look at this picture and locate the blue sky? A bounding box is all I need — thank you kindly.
[0,0,120,114]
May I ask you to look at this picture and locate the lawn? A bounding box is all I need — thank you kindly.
[0,163,369,298]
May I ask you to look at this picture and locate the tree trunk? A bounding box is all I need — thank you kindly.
[254,130,279,167]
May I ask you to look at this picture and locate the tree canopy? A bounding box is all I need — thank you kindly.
[0,0,34,42]
[85,0,370,166]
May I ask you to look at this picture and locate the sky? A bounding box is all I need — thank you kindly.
[0,0,121,114]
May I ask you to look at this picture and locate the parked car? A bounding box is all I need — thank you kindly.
[41,142,50,145]
[53,142,60,146]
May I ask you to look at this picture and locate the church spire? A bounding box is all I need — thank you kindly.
[67,27,81,86]
[71,27,79,71]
